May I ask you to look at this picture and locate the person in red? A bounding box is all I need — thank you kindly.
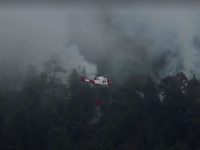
[96,100,101,105]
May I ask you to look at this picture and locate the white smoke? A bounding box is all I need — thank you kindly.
[1,6,200,82]
[0,9,98,79]
[62,44,97,76]
[69,7,200,80]
[109,8,200,79]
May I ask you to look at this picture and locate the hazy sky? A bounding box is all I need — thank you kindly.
[0,3,200,81]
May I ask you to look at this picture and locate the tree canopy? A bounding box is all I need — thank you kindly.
[0,57,200,150]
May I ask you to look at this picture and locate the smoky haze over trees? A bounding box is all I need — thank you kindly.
[1,6,200,81]
[1,2,200,150]
[1,64,200,149]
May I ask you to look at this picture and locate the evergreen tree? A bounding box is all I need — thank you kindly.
[25,64,39,81]
[44,53,67,84]
[184,74,200,149]
[158,73,188,149]
[67,68,95,148]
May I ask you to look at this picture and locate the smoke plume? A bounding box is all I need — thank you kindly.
[0,5,200,84]
[67,7,200,81]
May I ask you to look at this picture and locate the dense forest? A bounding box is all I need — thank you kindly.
[0,56,200,150]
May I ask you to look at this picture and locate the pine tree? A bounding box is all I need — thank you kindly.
[44,53,67,84]
[184,74,200,149]
[158,73,188,149]
[67,68,94,147]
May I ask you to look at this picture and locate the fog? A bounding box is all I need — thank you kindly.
[0,4,200,84]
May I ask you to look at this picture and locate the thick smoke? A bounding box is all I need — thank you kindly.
[62,44,97,76]
[0,8,97,80]
[67,7,200,81]
[0,6,200,84]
